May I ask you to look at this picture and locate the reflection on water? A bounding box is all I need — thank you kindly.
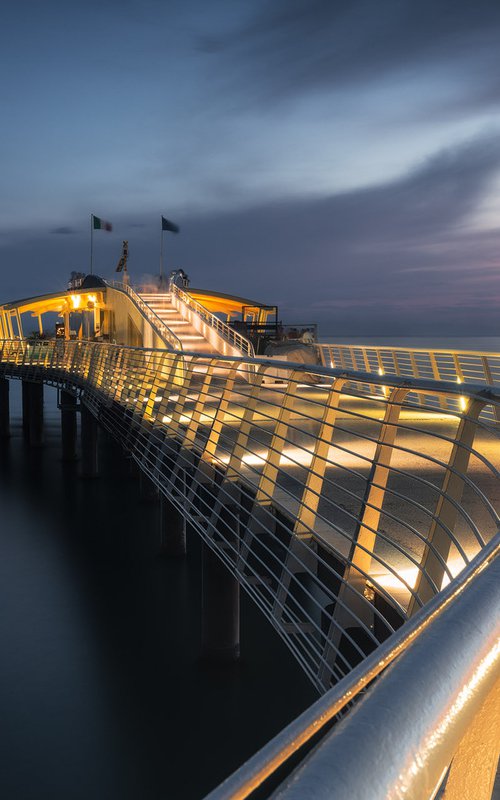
[0,382,316,799]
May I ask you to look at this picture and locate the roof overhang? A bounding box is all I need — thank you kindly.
[1,288,107,316]
[187,287,275,316]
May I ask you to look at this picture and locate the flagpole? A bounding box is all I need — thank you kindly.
[90,213,94,275]
[159,216,164,283]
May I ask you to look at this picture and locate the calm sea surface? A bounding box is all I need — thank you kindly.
[0,382,316,799]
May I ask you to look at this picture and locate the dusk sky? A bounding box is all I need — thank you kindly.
[2,0,500,335]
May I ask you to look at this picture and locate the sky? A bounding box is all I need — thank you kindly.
[2,0,500,335]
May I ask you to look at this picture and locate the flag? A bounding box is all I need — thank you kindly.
[93,215,112,231]
[161,216,179,233]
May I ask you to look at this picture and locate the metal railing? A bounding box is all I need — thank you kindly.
[206,532,500,799]
[170,283,255,358]
[317,342,500,423]
[106,280,183,351]
[1,339,499,696]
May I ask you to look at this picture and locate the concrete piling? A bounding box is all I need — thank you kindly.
[27,382,44,447]
[159,494,187,556]
[61,389,78,461]
[0,377,9,438]
[201,540,240,662]
[81,405,99,477]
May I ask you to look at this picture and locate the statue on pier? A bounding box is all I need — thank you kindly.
[116,240,130,286]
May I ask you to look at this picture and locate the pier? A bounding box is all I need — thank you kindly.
[0,278,499,799]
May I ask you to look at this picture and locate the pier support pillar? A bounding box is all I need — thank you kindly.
[61,390,78,461]
[201,541,240,662]
[0,377,9,438]
[81,405,99,477]
[21,380,31,435]
[159,494,186,556]
[28,382,44,447]
[139,470,159,502]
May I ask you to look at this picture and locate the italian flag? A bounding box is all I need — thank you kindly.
[93,215,112,231]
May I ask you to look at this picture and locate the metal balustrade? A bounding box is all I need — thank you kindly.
[206,533,500,800]
[1,339,499,698]
[106,280,183,351]
[170,283,255,358]
[317,342,500,423]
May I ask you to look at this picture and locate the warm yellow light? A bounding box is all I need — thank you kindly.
[70,294,81,310]
[456,377,467,411]
[377,367,388,397]
[372,567,419,591]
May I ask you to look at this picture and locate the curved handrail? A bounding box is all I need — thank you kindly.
[1,336,499,798]
[204,531,500,799]
[106,280,183,351]
[170,282,255,358]
[316,341,500,424]
[316,341,500,383]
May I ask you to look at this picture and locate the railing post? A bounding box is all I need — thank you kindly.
[166,358,198,437]
[201,363,239,461]
[318,387,409,687]
[481,355,500,422]
[225,364,269,481]
[408,397,485,614]
[255,370,302,505]
[294,377,346,536]
[429,352,447,409]
[349,386,410,578]
[144,352,168,419]
[182,359,219,448]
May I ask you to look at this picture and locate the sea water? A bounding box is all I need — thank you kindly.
[0,382,316,799]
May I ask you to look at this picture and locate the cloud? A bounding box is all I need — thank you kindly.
[50,226,76,235]
[211,0,500,109]
[171,131,500,333]
[3,131,500,336]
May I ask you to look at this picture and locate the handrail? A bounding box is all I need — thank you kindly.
[318,341,500,358]
[273,535,500,799]
[170,282,255,358]
[106,280,183,351]
[1,340,499,695]
[316,341,500,423]
[1,337,498,798]
[204,531,500,799]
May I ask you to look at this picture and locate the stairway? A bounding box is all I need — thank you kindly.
[139,292,216,355]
